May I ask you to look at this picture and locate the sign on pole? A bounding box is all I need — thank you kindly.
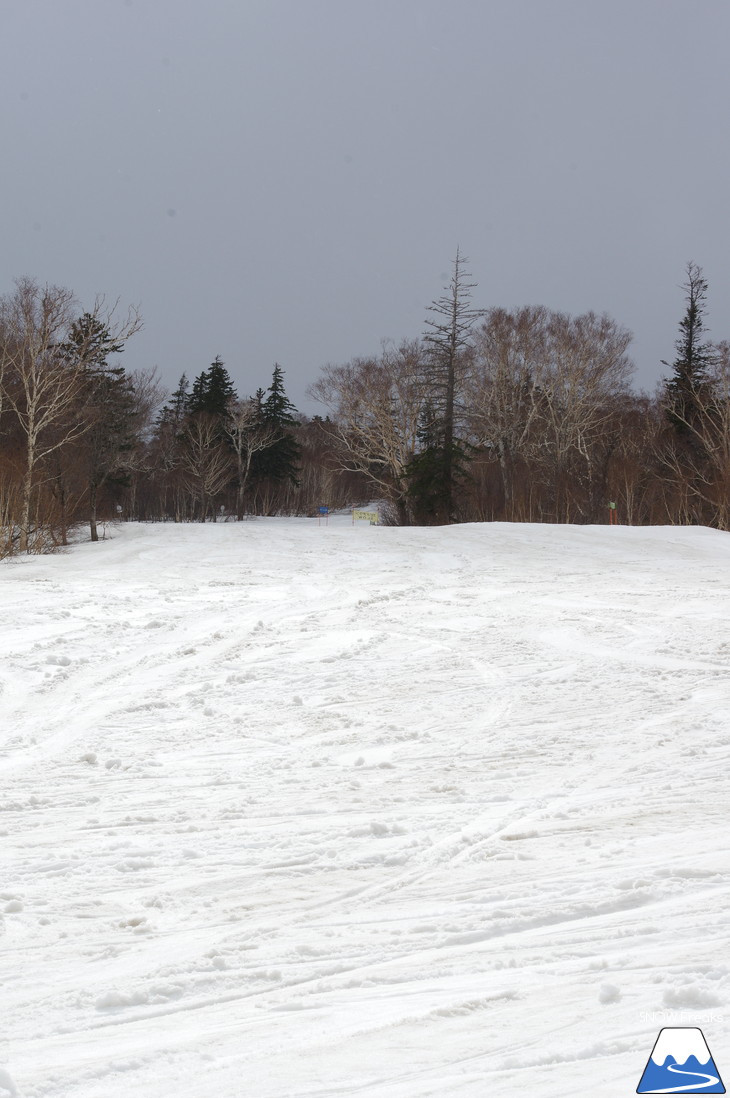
[352,509,379,525]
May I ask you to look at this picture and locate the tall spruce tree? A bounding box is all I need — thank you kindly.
[405,399,451,524]
[153,374,189,472]
[62,313,138,541]
[663,263,715,437]
[157,374,189,432]
[407,250,481,523]
[187,356,236,419]
[253,365,301,486]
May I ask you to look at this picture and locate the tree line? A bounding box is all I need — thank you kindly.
[312,256,730,529]
[1,260,729,555]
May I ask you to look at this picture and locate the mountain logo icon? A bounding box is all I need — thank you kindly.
[637,1027,725,1093]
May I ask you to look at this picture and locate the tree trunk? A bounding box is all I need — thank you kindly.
[395,496,411,526]
[89,480,99,542]
[59,481,69,546]
[498,439,513,511]
[19,436,35,552]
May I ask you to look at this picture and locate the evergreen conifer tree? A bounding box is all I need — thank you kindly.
[157,374,189,431]
[407,250,481,523]
[404,400,449,524]
[153,374,189,475]
[253,365,301,485]
[62,313,138,541]
[186,356,236,419]
[664,263,716,437]
[63,311,125,367]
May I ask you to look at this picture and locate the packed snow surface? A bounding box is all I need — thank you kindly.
[1,517,730,1098]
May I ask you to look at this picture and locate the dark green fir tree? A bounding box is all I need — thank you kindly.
[406,399,472,525]
[407,250,481,523]
[663,263,716,437]
[253,364,301,485]
[62,313,138,541]
[156,374,189,432]
[187,356,236,419]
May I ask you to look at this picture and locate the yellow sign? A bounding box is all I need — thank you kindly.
[352,510,378,523]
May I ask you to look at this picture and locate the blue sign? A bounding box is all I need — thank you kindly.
[319,506,329,514]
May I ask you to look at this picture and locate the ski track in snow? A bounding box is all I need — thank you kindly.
[1,518,729,1097]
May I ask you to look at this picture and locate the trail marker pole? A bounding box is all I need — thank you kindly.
[318,506,329,527]
[609,501,617,525]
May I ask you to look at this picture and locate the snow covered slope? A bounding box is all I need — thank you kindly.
[1,518,729,1098]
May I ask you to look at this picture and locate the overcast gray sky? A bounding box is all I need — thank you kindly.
[2,0,728,413]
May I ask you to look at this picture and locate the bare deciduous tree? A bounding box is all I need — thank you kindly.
[224,397,278,520]
[122,367,165,521]
[0,279,83,550]
[0,280,143,550]
[536,311,634,520]
[466,307,634,521]
[466,306,550,514]
[181,414,235,521]
[309,340,423,522]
